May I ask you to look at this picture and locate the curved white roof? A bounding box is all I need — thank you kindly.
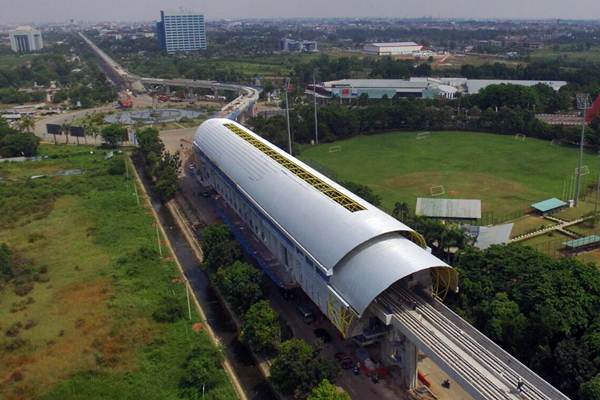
[195,119,456,314]
[195,119,419,272]
[331,233,450,314]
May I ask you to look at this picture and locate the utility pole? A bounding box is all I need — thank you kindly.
[313,70,319,145]
[186,280,192,320]
[285,77,292,155]
[575,93,591,206]
[156,223,163,257]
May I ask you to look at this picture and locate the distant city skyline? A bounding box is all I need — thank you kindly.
[2,0,600,24]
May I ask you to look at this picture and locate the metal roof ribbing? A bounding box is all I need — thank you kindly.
[416,198,482,219]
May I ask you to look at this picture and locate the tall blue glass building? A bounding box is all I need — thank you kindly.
[156,10,207,54]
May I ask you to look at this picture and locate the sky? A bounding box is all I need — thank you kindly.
[1,0,600,24]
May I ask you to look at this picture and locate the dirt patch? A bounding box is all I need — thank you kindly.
[0,279,154,400]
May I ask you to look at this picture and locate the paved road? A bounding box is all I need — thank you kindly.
[34,106,114,144]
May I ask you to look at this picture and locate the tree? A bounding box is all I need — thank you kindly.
[154,151,181,201]
[308,380,350,400]
[580,375,600,400]
[270,339,339,396]
[241,300,280,355]
[0,132,40,157]
[18,115,35,133]
[101,124,127,148]
[392,201,410,221]
[340,180,381,206]
[483,292,527,352]
[202,225,242,271]
[215,261,264,315]
[61,122,71,144]
[136,127,164,167]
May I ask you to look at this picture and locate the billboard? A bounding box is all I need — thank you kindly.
[69,126,85,137]
[46,124,62,135]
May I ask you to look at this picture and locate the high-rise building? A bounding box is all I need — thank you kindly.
[9,26,44,53]
[156,10,206,54]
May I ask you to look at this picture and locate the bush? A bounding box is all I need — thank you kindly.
[14,281,34,297]
[107,158,126,175]
[241,300,281,355]
[152,291,185,323]
[308,379,351,400]
[5,322,22,337]
[179,343,225,398]
[0,132,40,157]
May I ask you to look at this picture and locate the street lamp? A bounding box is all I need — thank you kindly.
[574,93,591,206]
[313,69,319,145]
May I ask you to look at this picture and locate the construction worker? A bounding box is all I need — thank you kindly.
[517,377,525,394]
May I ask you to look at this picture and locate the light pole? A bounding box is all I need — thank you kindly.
[313,70,319,145]
[575,93,591,206]
[284,77,292,155]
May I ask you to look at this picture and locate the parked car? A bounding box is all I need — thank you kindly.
[296,304,315,324]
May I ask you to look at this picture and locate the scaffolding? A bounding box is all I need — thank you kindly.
[224,123,367,213]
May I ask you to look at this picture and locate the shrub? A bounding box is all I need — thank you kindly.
[152,292,185,323]
[179,343,225,398]
[107,158,126,175]
[5,322,22,337]
[14,281,34,297]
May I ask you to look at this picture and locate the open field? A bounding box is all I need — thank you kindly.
[0,145,236,400]
[530,46,600,64]
[435,54,523,69]
[299,131,598,216]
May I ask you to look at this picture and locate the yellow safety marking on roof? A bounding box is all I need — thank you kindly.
[223,123,366,213]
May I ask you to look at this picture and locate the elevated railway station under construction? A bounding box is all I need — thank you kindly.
[193,118,570,400]
[80,31,570,400]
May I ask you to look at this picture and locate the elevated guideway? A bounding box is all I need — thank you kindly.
[373,286,569,400]
[79,33,259,120]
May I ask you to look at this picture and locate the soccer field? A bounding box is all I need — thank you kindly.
[300,131,598,216]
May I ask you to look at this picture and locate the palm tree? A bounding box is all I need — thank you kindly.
[61,122,70,144]
[19,115,35,133]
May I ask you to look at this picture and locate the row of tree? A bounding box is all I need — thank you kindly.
[0,118,40,158]
[134,127,181,201]
[202,224,345,399]
[249,98,598,151]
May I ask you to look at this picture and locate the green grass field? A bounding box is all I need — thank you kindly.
[0,145,236,400]
[530,46,600,64]
[300,131,598,216]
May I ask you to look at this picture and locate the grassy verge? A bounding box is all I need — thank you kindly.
[0,145,236,400]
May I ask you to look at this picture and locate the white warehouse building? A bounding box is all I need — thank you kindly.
[363,42,423,56]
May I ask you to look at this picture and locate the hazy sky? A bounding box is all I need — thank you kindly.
[1,0,600,24]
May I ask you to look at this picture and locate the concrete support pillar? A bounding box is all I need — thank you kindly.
[403,340,418,389]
